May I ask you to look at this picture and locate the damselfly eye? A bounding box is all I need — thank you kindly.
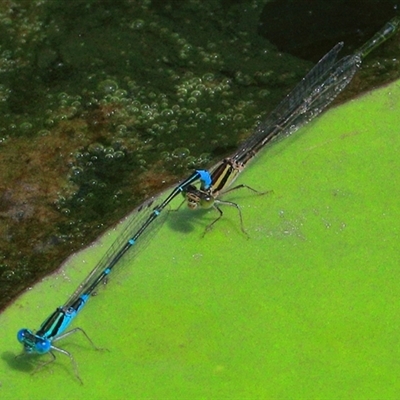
[17,329,28,344]
[35,338,51,354]
[200,195,214,209]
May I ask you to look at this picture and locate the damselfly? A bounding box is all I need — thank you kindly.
[98,17,400,238]
[172,16,400,233]
[17,196,168,382]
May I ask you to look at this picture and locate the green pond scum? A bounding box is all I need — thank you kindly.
[0,1,399,311]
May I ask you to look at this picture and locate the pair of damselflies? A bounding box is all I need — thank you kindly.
[17,17,400,381]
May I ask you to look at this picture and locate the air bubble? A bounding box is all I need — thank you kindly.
[71,166,84,176]
[233,113,244,121]
[198,153,211,164]
[161,109,174,117]
[20,122,33,131]
[114,151,125,159]
[58,92,68,100]
[98,79,118,95]
[114,89,128,98]
[196,112,207,120]
[117,125,127,134]
[258,89,271,98]
[185,156,197,167]
[202,73,214,81]
[130,19,145,30]
[172,147,190,159]
[88,143,104,153]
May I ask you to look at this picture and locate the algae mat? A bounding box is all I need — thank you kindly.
[1,80,399,399]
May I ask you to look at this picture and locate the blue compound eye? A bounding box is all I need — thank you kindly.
[35,339,51,354]
[17,329,28,343]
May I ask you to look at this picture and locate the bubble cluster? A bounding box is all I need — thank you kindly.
[0,0,322,310]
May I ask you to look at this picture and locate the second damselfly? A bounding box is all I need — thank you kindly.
[140,16,400,233]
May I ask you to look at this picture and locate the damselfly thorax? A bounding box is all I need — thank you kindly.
[183,158,265,235]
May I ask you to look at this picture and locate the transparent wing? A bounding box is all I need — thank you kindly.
[232,16,400,165]
[64,194,170,308]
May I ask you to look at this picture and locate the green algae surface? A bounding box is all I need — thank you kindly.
[1,80,399,398]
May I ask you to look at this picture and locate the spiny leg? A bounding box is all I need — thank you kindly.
[222,183,273,197]
[50,345,83,384]
[203,184,272,236]
[170,198,186,212]
[203,200,248,238]
[25,346,82,384]
[26,328,99,383]
[51,327,107,383]
[202,204,223,236]
[53,327,102,351]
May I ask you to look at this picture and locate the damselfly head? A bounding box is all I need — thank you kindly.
[186,185,215,210]
[17,328,51,354]
[199,193,214,209]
